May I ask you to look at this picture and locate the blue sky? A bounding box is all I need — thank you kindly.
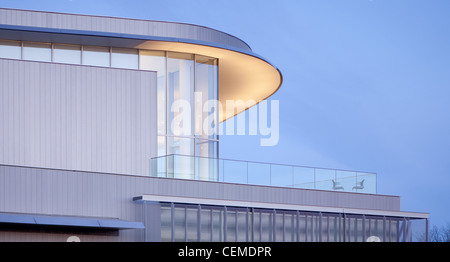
[1,0,449,228]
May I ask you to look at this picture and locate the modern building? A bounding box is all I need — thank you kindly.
[0,8,428,242]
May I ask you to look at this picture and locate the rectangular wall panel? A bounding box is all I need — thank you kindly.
[0,58,157,176]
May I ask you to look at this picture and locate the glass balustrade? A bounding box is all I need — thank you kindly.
[151,155,377,194]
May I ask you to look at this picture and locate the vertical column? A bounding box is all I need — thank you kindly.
[143,201,162,242]
[223,206,227,242]
[171,202,175,242]
[197,204,201,242]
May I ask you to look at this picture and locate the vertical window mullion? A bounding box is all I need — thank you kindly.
[362,215,366,242]
[246,208,249,242]
[170,202,175,242]
[138,49,141,70]
[80,45,83,65]
[223,206,227,242]
[235,209,238,242]
[197,204,201,242]
[20,41,23,59]
[109,46,112,67]
[259,211,262,242]
[210,208,213,242]
[305,213,308,242]
[296,211,299,242]
[319,212,322,242]
[184,207,188,242]
[272,209,276,242]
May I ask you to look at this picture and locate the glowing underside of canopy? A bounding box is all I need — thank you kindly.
[134,40,283,122]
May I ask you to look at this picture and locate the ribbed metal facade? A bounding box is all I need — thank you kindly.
[0,59,157,176]
[0,165,402,241]
[0,8,251,52]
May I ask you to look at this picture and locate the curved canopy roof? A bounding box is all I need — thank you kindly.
[134,39,283,122]
[0,20,283,122]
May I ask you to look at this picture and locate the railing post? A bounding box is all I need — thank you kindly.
[292,166,295,188]
[270,164,272,186]
[246,161,249,185]
[313,168,316,189]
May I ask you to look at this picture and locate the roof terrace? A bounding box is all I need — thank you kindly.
[151,155,377,194]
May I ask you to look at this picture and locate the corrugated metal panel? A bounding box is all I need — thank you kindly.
[0,165,401,215]
[0,165,401,241]
[0,59,157,177]
[0,8,251,52]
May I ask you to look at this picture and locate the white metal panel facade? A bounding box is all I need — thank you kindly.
[0,8,251,52]
[0,58,157,176]
[0,164,403,241]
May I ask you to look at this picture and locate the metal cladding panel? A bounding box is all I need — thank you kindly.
[136,177,401,212]
[0,8,251,52]
[0,59,157,177]
[0,165,402,241]
[0,165,401,216]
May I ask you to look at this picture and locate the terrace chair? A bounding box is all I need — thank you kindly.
[332,180,344,190]
[352,179,365,190]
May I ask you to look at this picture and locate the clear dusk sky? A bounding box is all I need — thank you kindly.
[1,0,449,228]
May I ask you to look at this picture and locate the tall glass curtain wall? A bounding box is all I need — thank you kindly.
[0,40,219,179]
[158,203,425,242]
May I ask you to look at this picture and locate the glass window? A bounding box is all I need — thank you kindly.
[22,42,51,62]
[82,46,110,67]
[0,40,21,59]
[167,52,194,138]
[161,206,172,242]
[157,135,167,163]
[253,210,262,242]
[186,207,198,242]
[365,216,385,242]
[275,213,284,242]
[298,213,307,242]
[328,215,342,242]
[284,212,296,242]
[174,206,186,242]
[211,208,224,242]
[388,218,399,242]
[200,208,212,242]
[260,211,273,242]
[140,50,167,137]
[321,214,329,242]
[309,214,320,242]
[53,44,81,64]
[236,210,248,241]
[111,48,138,69]
[195,55,218,140]
[226,209,237,242]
